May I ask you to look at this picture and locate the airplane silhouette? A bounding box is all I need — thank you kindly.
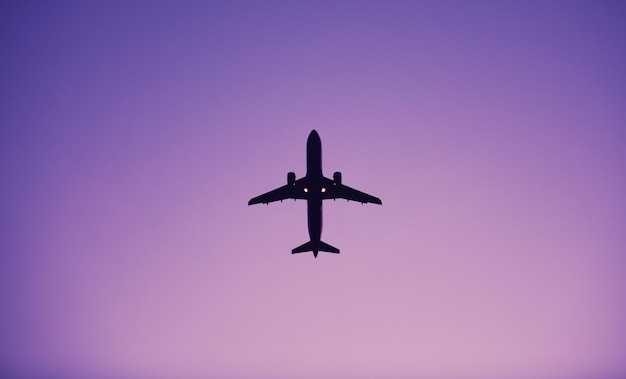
[248,130,382,257]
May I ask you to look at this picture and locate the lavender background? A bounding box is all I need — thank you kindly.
[1,1,625,378]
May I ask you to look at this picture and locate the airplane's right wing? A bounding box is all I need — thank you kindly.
[248,180,307,205]
[323,179,382,205]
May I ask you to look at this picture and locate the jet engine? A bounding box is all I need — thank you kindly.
[333,171,342,185]
[288,172,296,185]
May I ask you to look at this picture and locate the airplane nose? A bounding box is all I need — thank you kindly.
[308,130,320,142]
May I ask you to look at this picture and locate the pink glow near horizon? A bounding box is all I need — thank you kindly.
[1,1,625,378]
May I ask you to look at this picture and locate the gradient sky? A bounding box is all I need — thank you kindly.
[1,1,625,378]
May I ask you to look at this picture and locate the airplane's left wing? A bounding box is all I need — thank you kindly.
[322,178,382,204]
[248,181,306,205]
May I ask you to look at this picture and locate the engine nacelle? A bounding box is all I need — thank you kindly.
[287,172,296,185]
[333,171,342,185]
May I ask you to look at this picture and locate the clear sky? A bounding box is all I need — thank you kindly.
[1,1,625,378]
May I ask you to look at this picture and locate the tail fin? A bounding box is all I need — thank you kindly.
[292,240,340,258]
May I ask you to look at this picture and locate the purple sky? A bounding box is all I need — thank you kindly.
[1,1,625,378]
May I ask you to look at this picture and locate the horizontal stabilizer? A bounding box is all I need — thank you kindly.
[292,241,314,254]
[319,241,340,254]
[292,240,340,257]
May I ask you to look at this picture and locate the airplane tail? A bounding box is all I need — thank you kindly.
[292,240,340,258]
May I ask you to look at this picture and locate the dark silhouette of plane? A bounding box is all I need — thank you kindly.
[248,130,382,257]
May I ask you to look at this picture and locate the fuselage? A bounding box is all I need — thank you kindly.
[305,130,324,249]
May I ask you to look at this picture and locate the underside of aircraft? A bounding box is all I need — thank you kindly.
[249,130,381,257]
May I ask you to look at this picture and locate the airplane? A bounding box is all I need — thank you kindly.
[248,130,382,258]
